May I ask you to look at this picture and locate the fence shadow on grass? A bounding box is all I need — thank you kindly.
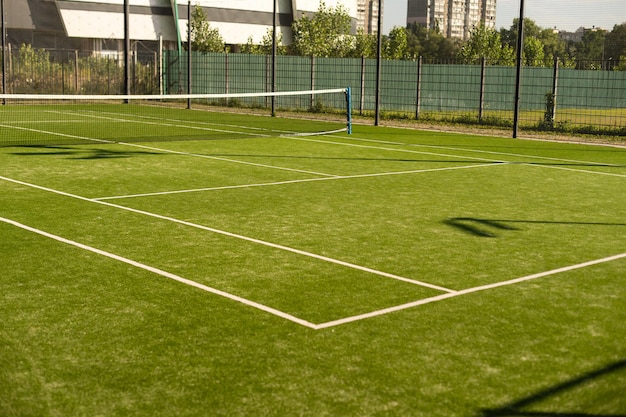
[479,359,626,417]
[444,217,626,238]
[10,145,163,160]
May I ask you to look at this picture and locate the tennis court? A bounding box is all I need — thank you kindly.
[1,99,625,416]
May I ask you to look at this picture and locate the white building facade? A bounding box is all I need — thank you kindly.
[407,0,496,39]
[5,0,358,51]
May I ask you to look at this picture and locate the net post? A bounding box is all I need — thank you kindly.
[345,87,352,135]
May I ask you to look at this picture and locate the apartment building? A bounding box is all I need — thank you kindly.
[357,0,381,34]
[407,0,496,39]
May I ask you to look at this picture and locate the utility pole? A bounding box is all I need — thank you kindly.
[271,0,277,116]
[2,0,7,101]
[374,0,383,126]
[512,0,525,138]
[124,0,131,100]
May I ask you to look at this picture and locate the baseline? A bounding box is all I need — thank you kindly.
[522,163,626,178]
[326,134,624,170]
[0,216,317,329]
[5,214,622,331]
[316,251,626,329]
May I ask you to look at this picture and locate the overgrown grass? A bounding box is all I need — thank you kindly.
[1,108,625,416]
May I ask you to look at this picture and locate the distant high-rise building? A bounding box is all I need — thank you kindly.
[357,0,380,34]
[407,0,496,39]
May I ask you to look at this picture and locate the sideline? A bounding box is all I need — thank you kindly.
[316,251,626,329]
[4,215,623,330]
[0,174,453,293]
[0,216,318,329]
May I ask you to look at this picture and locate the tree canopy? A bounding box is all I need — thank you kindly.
[188,6,626,69]
[188,5,225,53]
[458,24,514,65]
[290,1,352,57]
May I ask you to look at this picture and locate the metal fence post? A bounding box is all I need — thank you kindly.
[1,0,6,101]
[359,56,365,115]
[415,56,422,120]
[187,1,192,108]
[225,52,229,106]
[310,55,315,109]
[124,0,130,100]
[479,56,486,122]
[551,56,559,124]
[75,50,79,92]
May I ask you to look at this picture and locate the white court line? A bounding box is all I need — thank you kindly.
[523,163,626,178]
[0,123,338,178]
[315,251,626,329]
[45,110,270,138]
[326,134,624,168]
[0,216,318,329]
[6,120,91,124]
[288,135,507,163]
[123,142,339,177]
[4,214,623,330]
[0,174,453,293]
[75,109,275,134]
[0,123,114,144]
[95,162,506,200]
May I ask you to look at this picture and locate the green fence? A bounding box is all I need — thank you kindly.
[164,51,626,135]
[3,46,624,135]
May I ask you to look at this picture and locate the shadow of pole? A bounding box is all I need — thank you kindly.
[480,359,626,417]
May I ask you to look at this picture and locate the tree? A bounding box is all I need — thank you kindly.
[458,24,515,65]
[523,36,545,66]
[290,1,352,57]
[188,5,225,52]
[405,23,459,60]
[241,29,286,55]
[383,26,408,60]
[605,23,626,64]
[575,28,609,69]
[500,18,570,66]
[500,18,543,46]
[346,28,377,58]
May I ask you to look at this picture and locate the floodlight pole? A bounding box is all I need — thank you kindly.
[271,0,277,116]
[187,1,192,109]
[124,0,130,101]
[1,0,6,102]
[512,0,525,138]
[374,0,383,126]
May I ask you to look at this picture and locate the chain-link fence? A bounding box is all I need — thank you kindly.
[1,45,159,95]
[165,52,626,136]
[2,45,624,136]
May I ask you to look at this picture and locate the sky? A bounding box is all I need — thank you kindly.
[382,0,626,33]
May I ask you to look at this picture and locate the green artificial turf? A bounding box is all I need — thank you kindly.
[1,106,625,416]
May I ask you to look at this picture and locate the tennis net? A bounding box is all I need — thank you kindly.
[0,89,352,147]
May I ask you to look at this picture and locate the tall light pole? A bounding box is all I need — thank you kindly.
[374,0,383,126]
[271,0,277,116]
[1,0,7,100]
[124,0,130,100]
[512,0,525,138]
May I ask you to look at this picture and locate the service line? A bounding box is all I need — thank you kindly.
[95,162,506,201]
[0,174,453,293]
